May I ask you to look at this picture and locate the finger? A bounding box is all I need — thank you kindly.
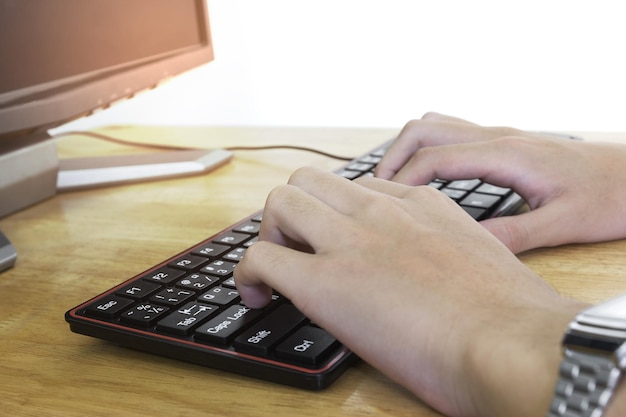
[390,136,529,186]
[375,119,522,180]
[287,166,392,217]
[259,181,341,251]
[235,241,317,309]
[353,175,414,198]
[354,175,471,226]
[480,202,581,254]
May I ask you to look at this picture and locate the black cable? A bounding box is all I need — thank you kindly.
[51,130,356,161]
[224,145,354,161]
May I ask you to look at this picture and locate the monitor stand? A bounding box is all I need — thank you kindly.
[0,129,232,272]
[0,228,17,272]
[0,131,58,218]
[56,148,232,192]
[1,130,233,217]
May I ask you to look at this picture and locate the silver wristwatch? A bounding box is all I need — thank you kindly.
[547,293,626,417]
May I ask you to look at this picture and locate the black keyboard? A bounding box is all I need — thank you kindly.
[65,139,524,390]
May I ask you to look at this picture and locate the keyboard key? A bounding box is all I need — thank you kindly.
[233,304,306,356]
[195,305,265,345]
[156,302,218,335]
[141,267,186,285]
[461,206,488,220]
[214,232,250,246]
[85,295,135,319]
[176,273,219,291]
[190,242,230,258]
[440,188,467,201]
[243,236,258,247]
[428,180,445,190]
[476,183,510,196]
[200,260,237,277]
[460,192,501,209]
[345,162,375,172]
[168,254,210,271]
[150,287,196,306]
[233,222,260,235]
[116,280,161,300]
[358,155,381,164]
[447,179,481,191]
[198,285,240,306]
[224,247,246,262]
[275,326,339,366]
[121,303,169,326]
[336,169,362,180]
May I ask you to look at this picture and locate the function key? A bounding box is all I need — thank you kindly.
[233,222,260,235]
[214,232,250,246]
[190,242,230,258]
[141,267,186,285]
[116,280,161,300]
[168,254,210,271]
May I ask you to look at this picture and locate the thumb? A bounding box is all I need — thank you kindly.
[480,215,533,254]
[480,205,569,254]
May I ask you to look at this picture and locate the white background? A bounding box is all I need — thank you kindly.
[55,0,626,134]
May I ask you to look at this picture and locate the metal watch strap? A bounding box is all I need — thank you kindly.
[548,348,623,417]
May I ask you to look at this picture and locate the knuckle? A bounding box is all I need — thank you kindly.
[421,111,442,120]
[287,166,317,185]
[264,184,290,211]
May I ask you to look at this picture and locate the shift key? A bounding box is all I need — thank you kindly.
[233,304,306,356]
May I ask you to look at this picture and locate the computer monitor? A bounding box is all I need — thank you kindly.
[0,0,224,218]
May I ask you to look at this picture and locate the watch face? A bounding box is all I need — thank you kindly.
[579,293,626,331]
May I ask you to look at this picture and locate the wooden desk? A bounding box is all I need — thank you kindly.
[1,126,625,417]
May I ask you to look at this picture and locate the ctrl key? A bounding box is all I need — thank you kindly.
[274,326,339,366]
[85,296,134,319]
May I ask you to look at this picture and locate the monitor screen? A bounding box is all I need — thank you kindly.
[0,0,214,217]
[0,0,213,137]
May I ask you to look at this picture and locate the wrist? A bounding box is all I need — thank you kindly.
[547,293,626,417]
[464,298,587,417]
